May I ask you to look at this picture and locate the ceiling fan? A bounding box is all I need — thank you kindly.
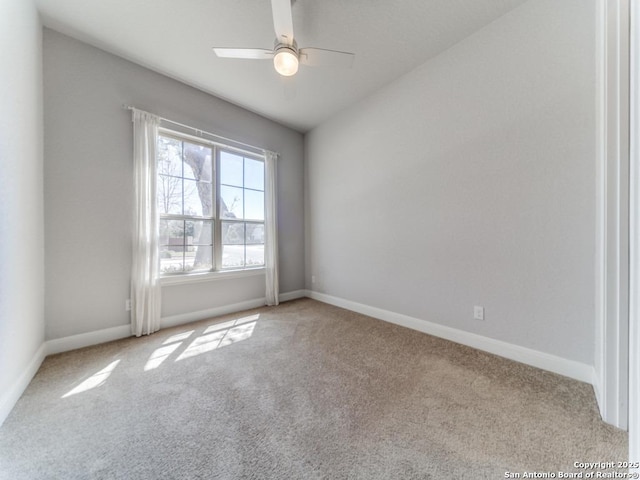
[212,0,355,77]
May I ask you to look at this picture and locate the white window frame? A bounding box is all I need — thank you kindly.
[157,127,266,285]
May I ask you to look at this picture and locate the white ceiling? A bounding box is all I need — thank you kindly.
[35,0,527,132]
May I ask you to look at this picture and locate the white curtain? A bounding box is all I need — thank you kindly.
[264,150,279,306]
[131,110,161,336]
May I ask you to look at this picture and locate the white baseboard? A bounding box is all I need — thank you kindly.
[592,368,604,418]
[161,298,267,329]
[306,290,595,385]
[44,290,306,355]
[278,289,307,302]
[46,324,132,356]
[0,343,47,427]
[161,290,306,329]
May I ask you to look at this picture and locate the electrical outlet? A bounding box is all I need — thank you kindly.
[474,306,484,321]
[125,299,132,311]
[311,275,316,284]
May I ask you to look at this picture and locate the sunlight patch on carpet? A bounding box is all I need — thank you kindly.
[162,330,194,345]
[61,360,121,398]
[144,343,183,371]
[176,314,259,361]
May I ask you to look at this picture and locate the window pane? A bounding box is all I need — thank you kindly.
[245,223,264,245]
[244,189,264,221]
[157,137,182,177]
[159,219,170,245]
[245,158,264,191]
[182,142,212,181]
[222,222,245,245]
[160,220,184,246]
[220,151,243,187]
[160,246,185,274]
[186,220,213,246]
[185,245,213,272]
[246,244,264,267]
[222,245,245,269]
[221,185,243,219]
[157,175,183,215]
[222,222,248,268]
[184,179,214,217]
[222,245,244,268]
[200,181,214,216]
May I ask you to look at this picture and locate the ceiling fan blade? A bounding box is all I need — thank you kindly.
[299,48,355,68]
[271,0,294,44]
[212,48,273,59]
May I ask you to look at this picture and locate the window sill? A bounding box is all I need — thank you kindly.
[159,267,265,286]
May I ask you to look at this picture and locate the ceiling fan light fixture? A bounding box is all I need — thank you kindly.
[273,46,299,76]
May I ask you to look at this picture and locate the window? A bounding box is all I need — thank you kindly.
[156,130,265,275]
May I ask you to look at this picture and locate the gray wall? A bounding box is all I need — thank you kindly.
[44,29,305,340]
[0,0,45,409]
[305,0,596,364]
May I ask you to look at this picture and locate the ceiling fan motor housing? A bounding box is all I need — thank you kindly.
[273,40,299,76]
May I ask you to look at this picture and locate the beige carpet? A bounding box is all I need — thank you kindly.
[0,299,627,479]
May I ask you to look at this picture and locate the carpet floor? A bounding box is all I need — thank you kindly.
[0,299,628,479]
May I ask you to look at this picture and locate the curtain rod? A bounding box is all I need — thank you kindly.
[123,104,268,155]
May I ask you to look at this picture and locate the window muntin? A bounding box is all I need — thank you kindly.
[156,131,265,276]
